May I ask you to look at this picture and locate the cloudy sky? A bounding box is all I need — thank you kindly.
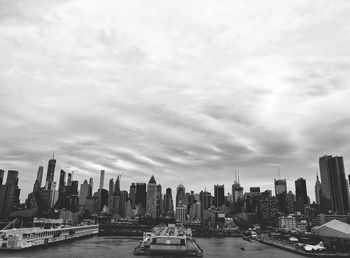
[1,0,350,201]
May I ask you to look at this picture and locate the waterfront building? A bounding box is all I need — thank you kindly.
[214,185,225,208]
[176,183,186,206]
[319,155,350,214]
[99,170,105,190]
[315,173,322,205]
[146,176,157,218]
[45,155,56,190]
[129,183,136,209]
[278,215,297,230]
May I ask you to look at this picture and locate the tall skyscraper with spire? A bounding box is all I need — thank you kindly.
[319,155,350,214]
[146,175,157,218]
[315,172,322,204]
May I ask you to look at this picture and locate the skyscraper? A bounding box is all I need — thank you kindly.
[0,169,4,185]
[129,183,136,209]
[136,183,147,209]
[315,173,322,205]
[89,178,94,192]
[45,154,56,190]
[232,180,243,202]
[164,187,174,213]
[176,183,186,207]
[274,178,288,214]
[214,184,225,208]
[319,155,350,214]
[59,170,66,191]
[0,170,20,219]
[146,175,157,218]
[114,176,120,196]
[274,178,287,196]
[156,184,162,217]
[99,170,105,190]
[295,178,308,213]
[36,166,43,187]
[109,178,115,195]
[79,179,92,207]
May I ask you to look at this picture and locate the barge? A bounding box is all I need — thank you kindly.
[0,223,98,250]
[134,224,203,257]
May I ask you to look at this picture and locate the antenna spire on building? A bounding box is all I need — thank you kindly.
[52,151,55,159]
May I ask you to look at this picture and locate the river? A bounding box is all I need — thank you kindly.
[0,236,304,257]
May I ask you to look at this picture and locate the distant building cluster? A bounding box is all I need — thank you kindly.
[0,154,350,230]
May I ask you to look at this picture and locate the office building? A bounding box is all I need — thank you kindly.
[319,155,350,214]
[45,155,56,190]
[315,173,322,205]
[99,170,105,190]
[146,176,157,218]
[176,183,186,206]
[214,184,225,208]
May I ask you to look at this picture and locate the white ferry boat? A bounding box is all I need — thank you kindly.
[0,223,98,250]
[134,224,203,257]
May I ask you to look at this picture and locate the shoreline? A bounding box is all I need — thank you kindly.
[258,239,350,258]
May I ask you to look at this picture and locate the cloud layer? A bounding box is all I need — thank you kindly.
[1,0,350,201]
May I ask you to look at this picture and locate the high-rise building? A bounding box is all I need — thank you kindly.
[119,190,128,217]
[99,170,105,190]
[67,173,72,187]
[156,184,162,217]
[232,180,243,202]
[214,184,225,208]
[176,206,187,221]
[45,154,56,190]
[295,178,308,213]
[250,187,261,197]
[36,166,43,187]
[79,180,92,207]
[109,178,115,196]
[146,176,157,218]
[59,170,66,191]
[176,183,186,207]
[315,173,322,205]
[0,169,4,185]
[135,183,147,209]
[274,178,288,214]
[114,176,120,196]
[164,187,174,213]
[0,170,20,219]
[89,178,94,192]
[129,183,136,209]
[319,155,350,214]
[274,179,287,196]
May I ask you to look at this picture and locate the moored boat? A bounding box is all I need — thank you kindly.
[0,223,98,250]
[134,224,203,257]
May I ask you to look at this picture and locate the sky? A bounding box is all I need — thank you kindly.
[1,0,350,202]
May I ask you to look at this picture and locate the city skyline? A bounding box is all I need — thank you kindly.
[1,1,350,202]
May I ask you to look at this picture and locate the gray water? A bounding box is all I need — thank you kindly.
[0,236,303,258]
